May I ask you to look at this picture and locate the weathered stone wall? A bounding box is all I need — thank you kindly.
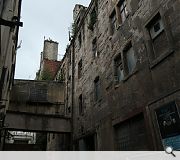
[9,80,65,115]
[46,133,71,151]
[5,80,71,133]
[0,0,20,110]
[43,40,58,61]
[0,0,22,150]
[64,0,180,150]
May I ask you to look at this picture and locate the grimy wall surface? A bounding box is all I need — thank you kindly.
[5,80,71,133]
[0,0,22,150]
[60,0,180,150]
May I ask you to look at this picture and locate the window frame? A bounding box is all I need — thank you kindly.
[144,11,175,68]
[78,59,82,79]
[79,94,83,115]
[110,10,117,35]
[94,76,101,102]
[123,42,137,76]
[78,32,82,49]
[114,54,124,83]
[117,0,129,24]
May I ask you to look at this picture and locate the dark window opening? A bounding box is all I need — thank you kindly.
[79,134,96,151]
[154,22,161,32]
[78,32,82,48]
[110,10,117,34]
[79,94,83,115]
[78,59,82,79]
[94,76,100,102]
[88,7,97,31]
[92,37,98,58]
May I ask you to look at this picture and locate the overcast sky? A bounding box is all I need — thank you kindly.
[15,0,90,80]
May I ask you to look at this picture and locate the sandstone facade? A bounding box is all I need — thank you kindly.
[57,0,180,150]
[0,0,22,150]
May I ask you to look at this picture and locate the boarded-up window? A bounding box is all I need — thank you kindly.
[114,114,148,150]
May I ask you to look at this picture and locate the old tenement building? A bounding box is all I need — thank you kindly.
[0,0,22,150]
[55,0,180,150]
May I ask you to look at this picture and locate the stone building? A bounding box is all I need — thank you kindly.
[36,39,61,80]
[56,0,180,150]
[0,0,22,150]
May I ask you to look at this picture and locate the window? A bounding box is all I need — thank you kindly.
[114,114,148,150]
[147,13,169,59]
[92,38,98,58]
[149,18,164,39]
[114,55,124,83]
[88,7,97,31]
[79,94,83,115]
[155,102,180,140]
[118,0,128,24]
[78,59,82,79]
[78,32,82,48]
[124,43,137,75]
[110,11,117,34]
[94,77,100,101]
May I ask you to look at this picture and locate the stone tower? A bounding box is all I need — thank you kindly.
[36,38,61,80]
[42,39,58,61]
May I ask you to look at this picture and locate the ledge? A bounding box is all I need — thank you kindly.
[150,49,174,69]
[123,69,138,82]
[113,69,138,89]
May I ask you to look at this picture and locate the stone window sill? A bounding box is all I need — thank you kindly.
[116,14,130,31]
[123,69,138,82]
[114,69,138,89]
[150,49,174,69]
